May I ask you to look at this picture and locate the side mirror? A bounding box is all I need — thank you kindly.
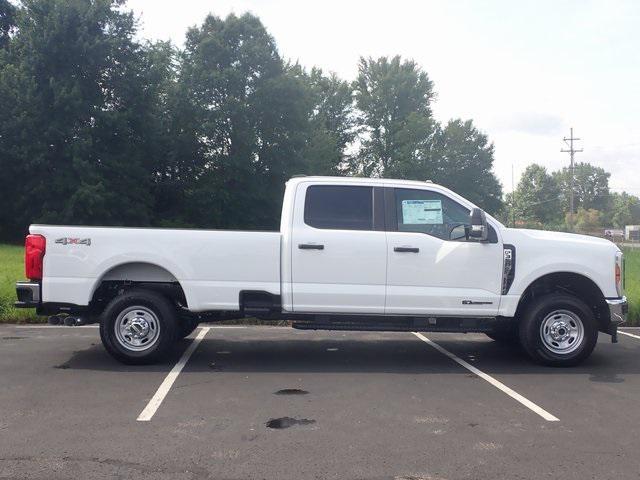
[469,208,488,241]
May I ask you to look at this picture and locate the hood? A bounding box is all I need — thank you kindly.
[501,227,619,251]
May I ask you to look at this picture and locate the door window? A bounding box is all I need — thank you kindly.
[394,188,469,240]
[304,185,373,230]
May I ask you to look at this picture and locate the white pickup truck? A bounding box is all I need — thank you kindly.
[16,176,627,366]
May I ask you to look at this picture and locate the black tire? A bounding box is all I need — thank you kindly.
[485,327,519,344]
[100,289,178,365]
[518,293,598,367]
[178,316,199,339]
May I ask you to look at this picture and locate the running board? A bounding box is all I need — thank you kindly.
[292,316,498,333]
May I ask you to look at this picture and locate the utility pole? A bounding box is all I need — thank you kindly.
[561,128,583,230]
[511,164,516,227]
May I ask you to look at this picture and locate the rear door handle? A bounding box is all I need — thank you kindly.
[394,246,419,253]
[299,243,324,250]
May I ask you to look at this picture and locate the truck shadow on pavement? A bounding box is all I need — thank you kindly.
[56,334,639,383]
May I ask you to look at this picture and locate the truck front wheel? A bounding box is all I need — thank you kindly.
[100,289,178,364]
[518,293,598,367]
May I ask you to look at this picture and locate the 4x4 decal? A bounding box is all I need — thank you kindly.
[55,237,91,246]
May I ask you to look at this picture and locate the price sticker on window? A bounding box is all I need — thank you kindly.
[401,199,443,225]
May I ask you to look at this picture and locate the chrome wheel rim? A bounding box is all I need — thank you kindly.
[114,306,161,352]
[540,309,584,355]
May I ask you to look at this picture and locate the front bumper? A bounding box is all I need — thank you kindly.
[606,296,628,325]
[15,281,40,308]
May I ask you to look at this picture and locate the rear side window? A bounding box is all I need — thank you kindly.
[304,185,373,230]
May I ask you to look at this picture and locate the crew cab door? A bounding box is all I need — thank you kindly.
[290,183,387,313]
[385,187,503,316]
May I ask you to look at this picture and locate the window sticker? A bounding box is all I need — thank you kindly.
[401,199,443,225]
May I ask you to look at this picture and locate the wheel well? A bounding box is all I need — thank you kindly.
[89,262,188,315]
[515,272,609,331]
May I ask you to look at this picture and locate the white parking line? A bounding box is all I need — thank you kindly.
[15,325,99,329]
[619,331,640,340]
[137,327,211,422]
[412,332,559,422]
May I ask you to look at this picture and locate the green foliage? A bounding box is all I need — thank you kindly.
[0,2,507,239]
[0,0,165,238]
[571,208,603,231]
[352,56,503,214]
[509,159,639,231]
[610,192,640,228]
[431,119,503,214]
[623,247,640,325]
[353,55,436,178]
[553,162,611,213]
[511,164,562,224]
[0,0,16,49]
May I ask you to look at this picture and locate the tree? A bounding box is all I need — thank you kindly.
[431,119,503,214]
[553,162,611,213]
[353,55,436,178]
[0,0,171,239]
[511,164,561,224]
[572,208,603,232]
[609,192,640,228]
[296,66,356,175]
[0,0,16,49]
[351,56,502,214]
[176,13,313,230]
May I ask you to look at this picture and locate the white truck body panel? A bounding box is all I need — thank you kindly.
[289,180,387,314]
[31,225,281,312]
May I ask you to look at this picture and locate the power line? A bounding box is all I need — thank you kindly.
[561,127,583,231]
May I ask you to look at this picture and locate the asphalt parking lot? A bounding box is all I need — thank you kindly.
[2,325,640,480]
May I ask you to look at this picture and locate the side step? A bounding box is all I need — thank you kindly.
[292,316,497,333]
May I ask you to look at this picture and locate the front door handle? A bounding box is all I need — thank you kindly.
[394,246,419,253]
[299,243,324,250]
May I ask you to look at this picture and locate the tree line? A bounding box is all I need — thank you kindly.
[0,0,503,241]
[507,162,640,231]
[1,0,634,242]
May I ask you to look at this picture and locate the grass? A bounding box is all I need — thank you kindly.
[623,247,640,325]
[1,243,639,325]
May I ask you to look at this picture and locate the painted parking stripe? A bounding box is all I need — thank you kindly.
[619,331,640,340]
[16,325,99,329]
[137,327,210,422]
[412,332,559,422]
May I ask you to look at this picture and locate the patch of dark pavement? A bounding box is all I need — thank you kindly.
[266,417,315,429]
[274,388,309,395]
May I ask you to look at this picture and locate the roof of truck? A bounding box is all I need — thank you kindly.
[287,175,439,187]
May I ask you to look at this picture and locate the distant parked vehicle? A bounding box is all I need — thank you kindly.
[625,225,640,242]
[16,176,627,366]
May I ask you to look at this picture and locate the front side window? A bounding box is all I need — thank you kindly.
[394,188,469,240]
[304,185,373,230]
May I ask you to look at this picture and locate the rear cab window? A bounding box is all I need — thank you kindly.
[304,185,373,230]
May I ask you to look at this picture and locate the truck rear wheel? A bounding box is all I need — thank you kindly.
[100,289,178,365]
[518,293,598,367]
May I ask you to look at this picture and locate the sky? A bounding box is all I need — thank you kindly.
[127,0,640,194]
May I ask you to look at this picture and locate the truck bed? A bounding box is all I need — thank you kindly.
[30,225,282,312]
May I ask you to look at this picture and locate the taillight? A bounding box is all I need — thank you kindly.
[615,252,624,297]
[25,234,46,280]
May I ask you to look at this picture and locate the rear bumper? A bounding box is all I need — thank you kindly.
[606,296,628,325]
[15,281,41,308]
